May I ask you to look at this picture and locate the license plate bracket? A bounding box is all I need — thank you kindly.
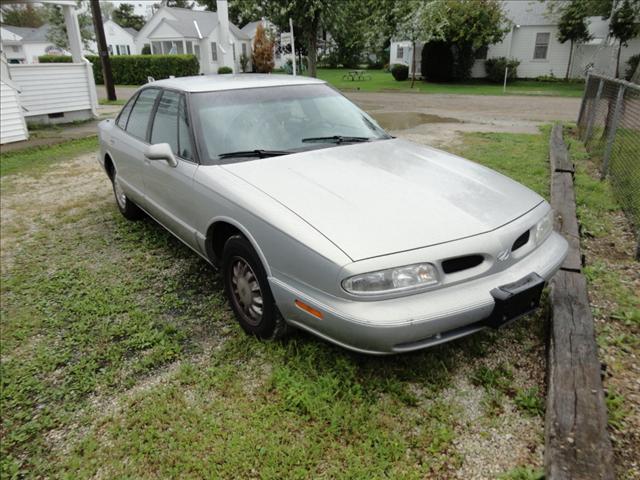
[486,273,545,329]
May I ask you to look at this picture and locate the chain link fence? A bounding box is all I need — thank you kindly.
[577,73,640,258]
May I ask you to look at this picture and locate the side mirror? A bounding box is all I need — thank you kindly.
[145,143,177,167]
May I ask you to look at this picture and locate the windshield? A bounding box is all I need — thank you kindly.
[191,84,390,163]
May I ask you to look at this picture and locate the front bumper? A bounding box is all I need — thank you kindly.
[270,231,568,354]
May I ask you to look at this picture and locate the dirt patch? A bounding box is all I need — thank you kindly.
[0,152,108,272]
[372,112,461,130]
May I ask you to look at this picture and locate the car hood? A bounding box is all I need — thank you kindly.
[222,139,543,261]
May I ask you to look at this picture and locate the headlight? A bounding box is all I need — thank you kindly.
[534,209,554,245]
[342,263,439,296]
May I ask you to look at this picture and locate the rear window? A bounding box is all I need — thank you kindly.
[116,94,137,129]
[126,88,160,140]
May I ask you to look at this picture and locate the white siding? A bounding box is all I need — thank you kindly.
[0,81,29,144]
[508,26,572,78]
[9,63,93,116]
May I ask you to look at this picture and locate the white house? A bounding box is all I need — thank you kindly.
[86,20,138,56]
[0,24,67,64]
[134,2,251,74]
[391,0,640,79]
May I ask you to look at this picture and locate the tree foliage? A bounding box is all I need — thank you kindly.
[44,2,95,51]
[609,0,640,46]
[164,0,194,8]
[252,22,275,73]
[556,1,592,79]
[112,3,145,31]
[0,4,46,28]
[396,0,448,86]
[219,0,345,77]
[609,0,640,77]
[441,0,509,81]
[557,2,592,45]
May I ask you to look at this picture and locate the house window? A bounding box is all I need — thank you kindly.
[397,46,404,60]
[211,42,217,61]
[186,41,193,54]
[533,32,550,60]
[194,44,200,59]
[108,45,114,55]
[116,45,131,55]
[475,46,488,60]
[242,43,247,57]
[232,43,236,61]
[151,41,162,54]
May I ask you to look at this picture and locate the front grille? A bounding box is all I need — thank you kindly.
[512,230,530,252]
[441,255,484,274]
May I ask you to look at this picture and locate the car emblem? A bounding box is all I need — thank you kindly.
[497,249,511,262]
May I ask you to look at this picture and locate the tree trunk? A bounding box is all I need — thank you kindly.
[631,60,640,84]
[410,41,416,88]
[615,40,622,78]
[307,12,320,78]
[565,39,573,80]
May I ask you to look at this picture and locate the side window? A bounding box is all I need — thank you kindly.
[150,90,180,154]
[177,95,193,160]
[533,32,550,60]
[116,93,137,129]
[126,88,160,140]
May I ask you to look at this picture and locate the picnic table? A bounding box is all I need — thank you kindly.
[341,70,372,81]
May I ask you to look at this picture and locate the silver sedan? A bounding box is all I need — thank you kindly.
[97,75,568,355]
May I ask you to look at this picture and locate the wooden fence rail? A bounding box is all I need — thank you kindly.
[544,124,614,479]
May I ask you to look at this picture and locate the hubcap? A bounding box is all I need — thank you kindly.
[114,175,127,209]
[230,257,263,326]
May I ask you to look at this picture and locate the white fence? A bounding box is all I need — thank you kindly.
[9,61,98,118]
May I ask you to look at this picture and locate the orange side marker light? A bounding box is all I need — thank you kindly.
[295,300,323,320]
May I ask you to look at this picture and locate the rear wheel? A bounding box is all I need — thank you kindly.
[222,235,288,339]
[112,171,143,220]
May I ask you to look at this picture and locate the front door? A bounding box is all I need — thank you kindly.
[111,88,161,205]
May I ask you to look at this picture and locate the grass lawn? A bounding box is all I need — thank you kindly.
[2,131,558,478]
[0,137,98,178]
[315,68,585,97]
[99,98,126,106]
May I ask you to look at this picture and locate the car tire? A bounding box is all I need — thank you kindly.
[112,171,143,220]
[222,235,289,339]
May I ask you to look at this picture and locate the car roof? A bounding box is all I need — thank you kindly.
[148,74,326,93]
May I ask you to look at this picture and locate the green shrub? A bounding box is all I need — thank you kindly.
[141,44,151,55]
[39,54,199,85]
[217,66,233,74]
[625,53,639,81]
[485,56,520,83]
[38,55,72,63]
[390,64,409,81]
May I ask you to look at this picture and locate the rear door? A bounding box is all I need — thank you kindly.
[143,89,199,250]
[110,88,161,206]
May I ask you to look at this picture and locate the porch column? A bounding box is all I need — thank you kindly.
[62,4,83,62]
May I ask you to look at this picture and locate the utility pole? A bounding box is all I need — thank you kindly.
[90,0,116,101]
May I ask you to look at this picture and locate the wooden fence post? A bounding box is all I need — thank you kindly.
[583,77,604,143]
[601,85,625,179]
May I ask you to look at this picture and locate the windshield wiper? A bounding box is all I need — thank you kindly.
[218,149,290,160]
[301,135,371,145]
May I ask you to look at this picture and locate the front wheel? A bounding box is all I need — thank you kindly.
[222,235,288,339]
[112,172,143,220]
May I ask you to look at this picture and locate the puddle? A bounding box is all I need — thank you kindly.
[372,112,461,130]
